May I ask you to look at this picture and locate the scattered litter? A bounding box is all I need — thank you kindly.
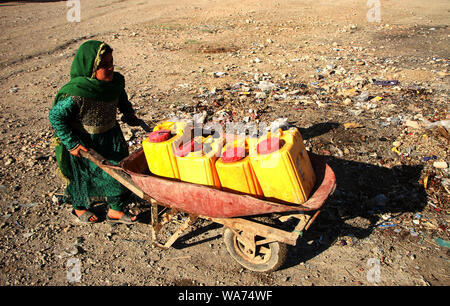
[435,238,450,248]
[9,87,19,93]
[52,194,64,205]
[213,72,226,78]
[391,147,401,155]
[355,91,369,102]
[21,203,38,208]
[370,96,383,102]
[433,161,448,169]
[377,223,396,228]
[422,119,450,130]
[268,118,289,132]
[380,212,391,220]
[423,156,437,162]
[373,80,399,86]
[22,232,33,238]
[409,229,419,236]
[257,80,276,92]
[427,202,442,213]
[441,178,450,190]
[344,122,364,129]
[405,120,421,129]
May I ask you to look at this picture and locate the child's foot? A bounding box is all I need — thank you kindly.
[107,209,137,224]
[73,209,98,223]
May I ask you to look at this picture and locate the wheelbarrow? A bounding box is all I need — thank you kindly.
[79,145,336,272]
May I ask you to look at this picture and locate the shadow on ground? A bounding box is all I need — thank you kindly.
[283,146,426,270]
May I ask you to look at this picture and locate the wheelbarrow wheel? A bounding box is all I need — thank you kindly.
[223,228,288,272]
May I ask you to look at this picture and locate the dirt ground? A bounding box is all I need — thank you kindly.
[0,0,449,287]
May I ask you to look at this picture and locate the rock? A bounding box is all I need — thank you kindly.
[213,72,226,78]
[433,161,448,169]
[255,92,267,99]
[372,246,384,256]
[257,80,276,92]
[343,98,352,105]
[63,245,80,256]
[4,157,15,166]
[405,120,420,129]
[355,91,369,102]
[51,194,64,205]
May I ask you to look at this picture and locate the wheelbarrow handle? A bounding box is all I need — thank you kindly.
[79,149,123,171]
[79,148,146,199]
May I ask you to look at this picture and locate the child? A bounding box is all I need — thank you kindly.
[49,40,140,223]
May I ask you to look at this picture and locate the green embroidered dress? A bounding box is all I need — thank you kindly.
[49,40,134,211]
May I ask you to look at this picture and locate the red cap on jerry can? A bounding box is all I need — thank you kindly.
[221,147,246,163]
[174,139,203,157]
[257,137,281,155]
[148,129,171,143]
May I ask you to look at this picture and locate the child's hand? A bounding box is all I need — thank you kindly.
[69,144,88,157]
[121,114,141,126]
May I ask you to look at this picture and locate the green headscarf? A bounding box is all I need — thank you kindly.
[53,40,125,105]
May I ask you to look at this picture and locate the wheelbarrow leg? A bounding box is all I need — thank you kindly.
[150,202,198,249]
[150,203,159,243]
[153,214,198,250]
[151,206,179,233]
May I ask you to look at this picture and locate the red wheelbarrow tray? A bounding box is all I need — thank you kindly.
[120,148,336,219]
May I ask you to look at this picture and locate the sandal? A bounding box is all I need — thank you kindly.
[72,209,98,223]
[106,212,137,224]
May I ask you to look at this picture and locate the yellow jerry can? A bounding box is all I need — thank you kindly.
[174,135,223,188]
[215,137,263,197]
[142,121,187,179]
[249,128,316,204]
